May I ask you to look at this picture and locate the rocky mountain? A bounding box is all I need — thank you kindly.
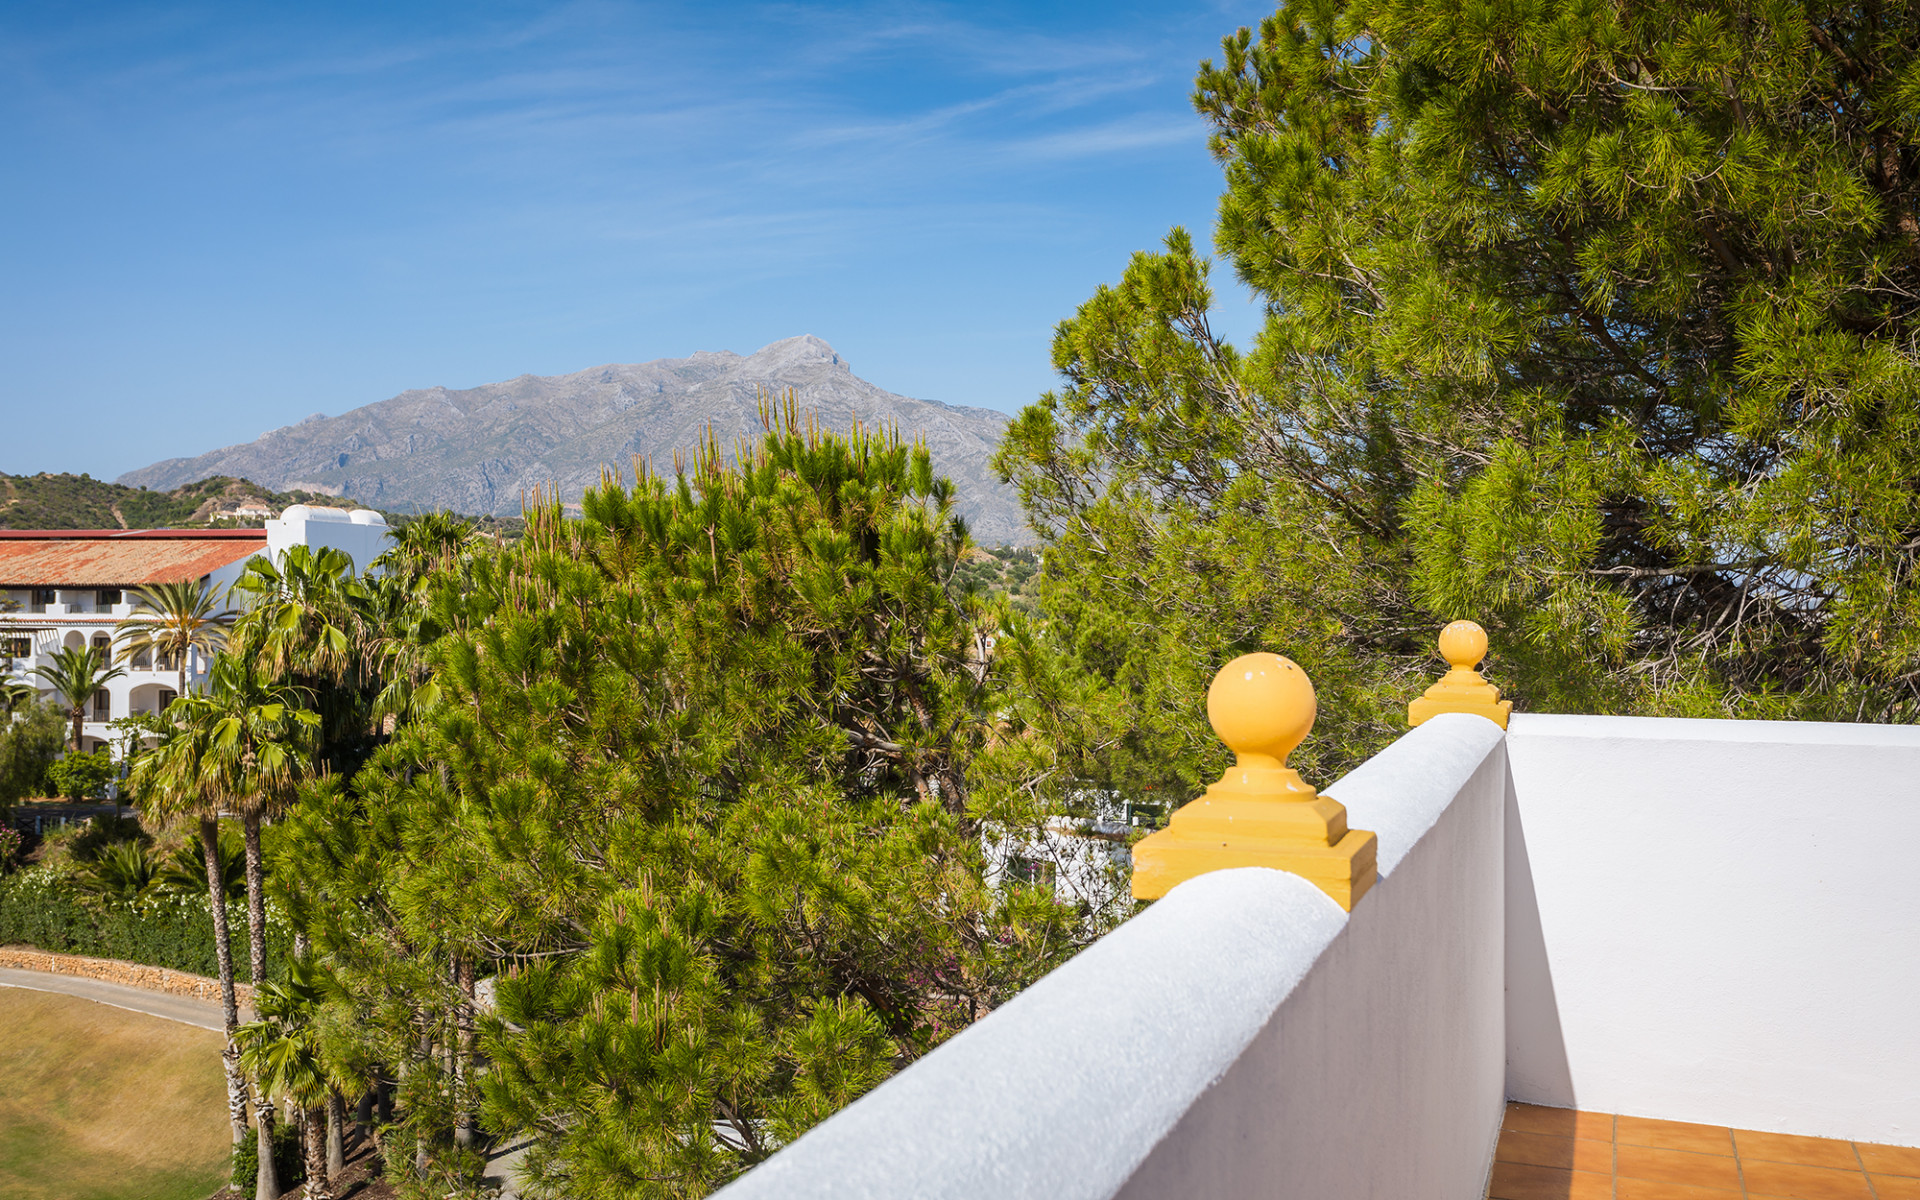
[119,336,1032,545]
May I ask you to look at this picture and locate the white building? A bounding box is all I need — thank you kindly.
[267,504,395,572]
[1,508,392,755]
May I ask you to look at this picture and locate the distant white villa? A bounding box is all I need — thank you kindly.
[0,506,393,755]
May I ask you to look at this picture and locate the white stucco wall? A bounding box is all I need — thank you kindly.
[1505,713,1920,1146]
[265,507,392,574]
[715,713,1508,1200]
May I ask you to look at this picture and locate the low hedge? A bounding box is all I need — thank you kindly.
[0,867,290,983]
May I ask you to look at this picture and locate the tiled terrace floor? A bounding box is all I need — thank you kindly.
[1492,1103,1920,1199]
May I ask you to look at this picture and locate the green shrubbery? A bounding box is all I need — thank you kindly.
[230,1122,305,1192]
[46,751,116,801]
[0,702,63,810]
[0,863,289,981]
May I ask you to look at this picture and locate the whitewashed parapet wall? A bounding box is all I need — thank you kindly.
[714,713,1509,1200]
[1505,713,1920,1146]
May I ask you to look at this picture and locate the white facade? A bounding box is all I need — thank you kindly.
[3,542,261,755]
[266,505,394,576]
[2,510,392,758]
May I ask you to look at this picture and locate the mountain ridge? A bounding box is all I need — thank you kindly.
[118,336,1033,545]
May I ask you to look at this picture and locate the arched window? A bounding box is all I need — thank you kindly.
[92,689,110,721]
[91,633,110,653]
[132,645,152,669]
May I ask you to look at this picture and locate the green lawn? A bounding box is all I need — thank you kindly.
[0,988,230,1200]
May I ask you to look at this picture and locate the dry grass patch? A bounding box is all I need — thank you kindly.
[0,987,229,1200]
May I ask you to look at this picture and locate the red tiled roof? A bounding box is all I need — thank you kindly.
[0,529,267,587]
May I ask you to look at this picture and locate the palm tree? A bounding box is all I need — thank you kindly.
[377,511,477,586]
[74,839,157,903]
[191,654,321,1200]
[116,578,237,699]
[31,644,127,750]
[129,720,252,1153]
[1,678,36,716]
[235,960,338,1200]
[227,546,367,688]
[228,546,383,774]
[151,826,248,902]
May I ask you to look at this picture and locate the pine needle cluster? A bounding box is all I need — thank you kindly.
[997,0,1920,778]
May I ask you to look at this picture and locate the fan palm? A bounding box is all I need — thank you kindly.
[2,678,36,716]
[235,959,338,1200]
[30,644,127,750]
[115,578,237,699]
[358,516,482,735]
[227,546,368,687]
[187,654,320,1200]
[229,545,382,770]
[129,718,252,1151]
[376,510,476,585]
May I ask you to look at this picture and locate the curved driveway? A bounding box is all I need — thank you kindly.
[0,966,227,1031]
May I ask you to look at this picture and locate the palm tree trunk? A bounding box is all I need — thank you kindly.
[325,1089,346,1178]
[201,817,250,1147]
[255,1101,281,1200]
[244,811,281,1200]
[301,1106,332,1200]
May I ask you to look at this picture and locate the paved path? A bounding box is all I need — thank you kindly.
[0,966,227,1031]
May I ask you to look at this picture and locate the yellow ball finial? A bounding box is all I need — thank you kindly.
[1408,619,1512,728]
[1437,620,1488,670]
[1207,653,1316,772]
[1130,652,1378,911]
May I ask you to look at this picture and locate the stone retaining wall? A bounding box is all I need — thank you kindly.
[0,945,252,1008]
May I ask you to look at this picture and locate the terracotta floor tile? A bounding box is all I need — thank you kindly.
[1734,1129,1861,1169]
[1490,1159,1617,1200]
[1615,1144,1743,1190]
[1615,1178,1741,1200]
[1506,1103,1617,1142]
[1499,1130,1615,1172]
[1616,1115,1735,1156]
[1738,1158,1874,1200]
[1857,1142,1920,1177]
[1871,1175,1920,1200]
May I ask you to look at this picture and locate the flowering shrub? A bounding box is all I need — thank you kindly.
[0,865,291,981]
[0,827,22,874]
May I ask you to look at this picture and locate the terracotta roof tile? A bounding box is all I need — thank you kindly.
[0,530,267,587]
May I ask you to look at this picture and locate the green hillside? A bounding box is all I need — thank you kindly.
[0,473,328,530]
[0,471,524,540]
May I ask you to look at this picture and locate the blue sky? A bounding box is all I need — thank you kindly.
[0,1,1269,480]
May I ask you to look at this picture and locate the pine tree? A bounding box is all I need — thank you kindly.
[272,404,1084,1197]
[997,0,1920,777]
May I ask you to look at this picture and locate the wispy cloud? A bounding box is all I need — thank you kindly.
[0,0,1255,476]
